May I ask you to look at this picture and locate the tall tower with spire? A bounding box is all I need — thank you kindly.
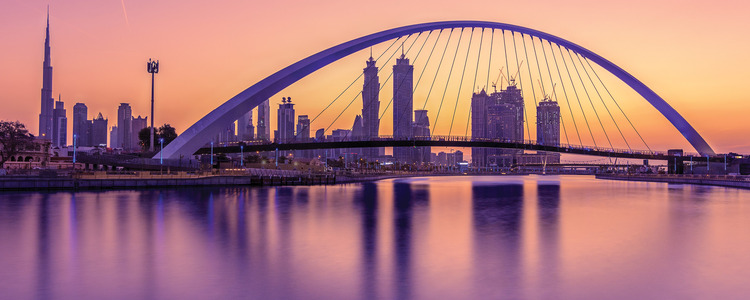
[361,51,381,159]
[39,8,54,140]
[392,47,414,163]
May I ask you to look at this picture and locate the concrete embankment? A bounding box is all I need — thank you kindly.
[596,174,750,189]
[0,174,336,191]
[335,174,429,184]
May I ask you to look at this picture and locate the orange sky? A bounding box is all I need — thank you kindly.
[1,0,749,154]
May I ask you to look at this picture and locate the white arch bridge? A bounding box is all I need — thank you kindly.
[156,21,715,160]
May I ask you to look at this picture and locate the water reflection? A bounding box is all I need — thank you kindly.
[392,181,429,300]
[471,183,523,298]
[2,176,750,299]
[536,182,560,298]
[35,194,51,300]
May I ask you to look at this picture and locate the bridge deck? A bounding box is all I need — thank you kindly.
[195,136,723,161]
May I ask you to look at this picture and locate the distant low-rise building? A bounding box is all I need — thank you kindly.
[0,138,51,170]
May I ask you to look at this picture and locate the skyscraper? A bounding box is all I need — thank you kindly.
[237,110,254,141]
[110,126,119,148]
[496,83,525,143]
[257,99,270,141]
[471,89,489,167]
[73,103,90,147]
[117,103,132,150]
[413,109,431,163]
[393,51,414,163]
[131,116,148,150]
[484,83,524,166]
[362,55,381,158]
[91,113,108,147]
[52,98,67,147]
[216,123,235,144]
[276,97,295,143]
[296,115,311,140]
[537,96,560,146]
[246,114,255,141]
[39,10,54,140]
[471,82,525,167]
[296,115,311,158]
[536,96,561,164]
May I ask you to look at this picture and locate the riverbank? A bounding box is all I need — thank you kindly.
[596,174,750,189]
[0,174,337,191]
[0,171,533,191]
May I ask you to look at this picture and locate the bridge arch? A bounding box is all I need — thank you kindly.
[157,20,715,159]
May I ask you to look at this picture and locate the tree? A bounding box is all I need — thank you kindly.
[0,121,35,168]
[327,157,345,169]
[158,124,178,145]
[138,124,179,151]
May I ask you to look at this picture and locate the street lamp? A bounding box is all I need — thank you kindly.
[147,58,159,152]
[210,141,214,165]
[160,137,164,175]
[72,134,77,167]
[240,145,244,167]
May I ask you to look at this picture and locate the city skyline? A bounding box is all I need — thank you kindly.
[3,3,750,299]
[1,0,749,154]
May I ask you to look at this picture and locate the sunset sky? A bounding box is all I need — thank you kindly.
[1,0,749,154]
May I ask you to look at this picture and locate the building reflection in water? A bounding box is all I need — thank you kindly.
[536,181,560,297]
[35,194,51,300]
[471,182,523,298]
[357,182,378,300]
[393,180,430,300]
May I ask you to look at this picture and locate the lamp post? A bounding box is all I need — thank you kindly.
[147,59,159,152]
[210,141,214,166]
[160,138,164,174]
[240,145,244,167]
[72,134,77,169]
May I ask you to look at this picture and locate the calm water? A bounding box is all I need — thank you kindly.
[1,175,750,299]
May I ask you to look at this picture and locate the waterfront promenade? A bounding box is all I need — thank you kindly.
[0,170,336,191]
[0,169,464,191]
[596,174,750,189]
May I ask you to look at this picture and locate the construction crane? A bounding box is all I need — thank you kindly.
[491,67,504,93]
[509,60,525,85]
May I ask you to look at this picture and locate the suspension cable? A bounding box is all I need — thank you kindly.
[417,30,446,110]
[448,28,475,136]
[380,30,435,120]
[419,29,456,129]
[306,36,404,132]
[323,34,413,135]
[362,30,432,139]
[542,39,582,146]
[531,36,569,145]
[570,50,629,151]
[432,28,465,135]
[385,29,442,137]
[520,34,539,109]
[561,46,613,150]
[582,56,651,153]
[503,30,510,82]
[486,29,494,91]
[511,32,531,140]
[464,28,485,137]
[554,42,598,148]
